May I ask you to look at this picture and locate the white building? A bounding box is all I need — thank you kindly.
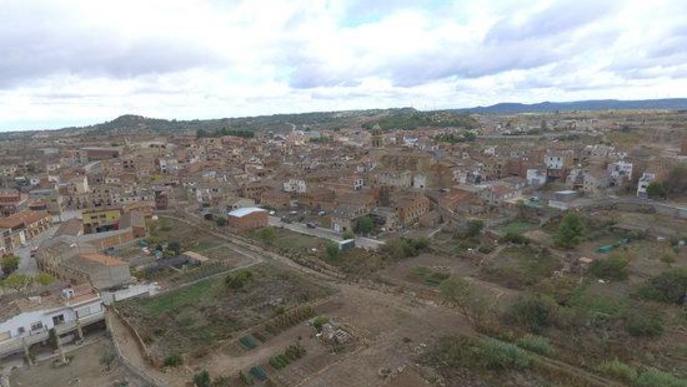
[283,178,307,193]
[637,172,656,198]
[526,169,547,188]
[0,284,105,360]
[545,155,564,170]
[607,161,633,186]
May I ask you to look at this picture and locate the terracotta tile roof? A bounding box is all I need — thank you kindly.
[0,210,50,229]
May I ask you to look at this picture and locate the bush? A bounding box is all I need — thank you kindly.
[554,213,585,248]
[215,216,227,227]
[597,359,637,383]
[516,334,553,355]
[624,310,663,337]
[1,255,20,275]
[164,353,183,367]
[500,232,529,245]
[312,315,329,332]
[325,242,340,261]
[507,294,557,333]
[193,370,211,387]
[382,237,429,259]
[35,273,55,286]
[225,270,253,290]
[635,369,687,387]
[588,255,629,281]
[638,268,687,304]
[256,227,276,245]
[478,338,531,370]
[342,231,355,240]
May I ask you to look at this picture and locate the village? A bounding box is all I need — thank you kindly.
[0,108,686,387]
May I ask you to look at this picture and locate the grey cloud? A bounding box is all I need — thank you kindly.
[0,3,224,89]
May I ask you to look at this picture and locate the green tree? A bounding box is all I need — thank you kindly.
[354,216,374,235]
[1,273,32,290]
[646,182,667,199]
[1,255,20,275]
[342,230,355,240]
[664,164,687,197]
[167,241,181,256]
[215,216,227,227]
[554,213,585,248]
[439,276,494,329]
[639,268,687,304]
[325,242,340,261]
[589,254,629,281]
[35,273,55,286]
[193,369,211,387]
[225,270,253,290]
[257,227,276,245]
[464,220,484,239]
[507,294,557,333]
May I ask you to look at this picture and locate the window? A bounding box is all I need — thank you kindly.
[17,327,25,334]
[30,322,43,331]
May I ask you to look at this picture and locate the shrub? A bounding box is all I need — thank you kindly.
[597,359,637,383]
[215,216,227,227]
[225,270,253,290]
[0,255,20,275]
[638,268,687,304]
[100,350,116,371]
[624,310,663,337]
[312,315,329,332]
[507,294,557,333]
[256,227,276,245]
[478,338,531,370]
[164,353,183,367]
[342,231,355,240]
[35,273,56,286]
[588,255,629,281]
[516,334,554,355]
[501,232,529,245]
[635,369,687,387]
[554,213,585,248]
[193,370,211,387]
[325,242,340,261]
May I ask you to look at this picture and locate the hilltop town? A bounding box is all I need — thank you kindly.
[0,107,686,387]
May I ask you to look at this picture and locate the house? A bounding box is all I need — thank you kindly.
[283,178,307,193]
[0,190,28,217]
[526,169,547,188]
[227,207,268,231]
[607,161,633,186]
[637,172,656,199]
[394,193,430,226]
[82,207,123,234]
[0,284,105,361]
[0,211,52,254]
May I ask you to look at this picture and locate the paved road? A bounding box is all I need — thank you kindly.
[15,225,58,275]
[268,216,385,250]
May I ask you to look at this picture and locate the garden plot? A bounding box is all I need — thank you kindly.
[116,262,333,361]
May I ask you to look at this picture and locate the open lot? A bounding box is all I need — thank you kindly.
[10,338,148,387]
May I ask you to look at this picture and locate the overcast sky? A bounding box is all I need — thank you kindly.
[1,0,686,131]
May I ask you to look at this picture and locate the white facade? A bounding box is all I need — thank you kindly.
[526,169,547,187]
[637,172,656,198]
[545,155,564,170]
[607,161,633,185]
[283,179,307,193]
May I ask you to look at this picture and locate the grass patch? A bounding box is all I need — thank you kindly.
[481,246,561,289]
[408,266,450,287]
[516,334,554,356]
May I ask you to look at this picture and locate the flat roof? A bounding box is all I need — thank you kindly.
[227,207,267,218]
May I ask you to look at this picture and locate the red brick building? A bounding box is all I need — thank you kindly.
[227,207,268,231]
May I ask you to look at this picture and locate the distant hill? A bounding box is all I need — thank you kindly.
[456,98,687,114]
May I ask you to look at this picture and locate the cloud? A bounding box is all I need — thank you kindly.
[1,0,687,131]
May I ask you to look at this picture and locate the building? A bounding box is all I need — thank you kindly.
[394,194,430,226]
[82,207,123,234]
[0,190,27,217]
[0,211,52,254]
[283,179,307,193]
[0,284,105,361]
[637,172,656,199]
[526,169,547,188]
[227,207,268,231]
[37,240,132,290]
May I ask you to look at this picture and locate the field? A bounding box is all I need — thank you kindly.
[117,262,333,360]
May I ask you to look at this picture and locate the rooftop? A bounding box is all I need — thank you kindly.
[227,207,267,218]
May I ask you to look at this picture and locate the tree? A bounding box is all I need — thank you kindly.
[325,242,340,261]
[554,213,585,248]
[664,164,687,197]
[464,220,484,239]
[639,268,687,304]
[589,255,629,281]
[354,216,374,235]
[1,273,32,290]
[193,370,211,387]
[506,294,557,333]
[1,255,20,275]
[342,230,355,240]
[35,273,55,286]
[439,277,494,329]
[225,270,253,290]
[215,216,227,227]
[257,227,276,245]
[167,241,181,256]
[646,182,667,199]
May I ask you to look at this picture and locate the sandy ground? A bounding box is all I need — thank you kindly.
[9,338,147,387]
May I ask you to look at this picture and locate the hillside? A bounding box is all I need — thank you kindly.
[457,98,687,114]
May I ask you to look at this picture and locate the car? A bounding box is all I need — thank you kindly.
[306,223,317,229]
[318,211,326,216]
